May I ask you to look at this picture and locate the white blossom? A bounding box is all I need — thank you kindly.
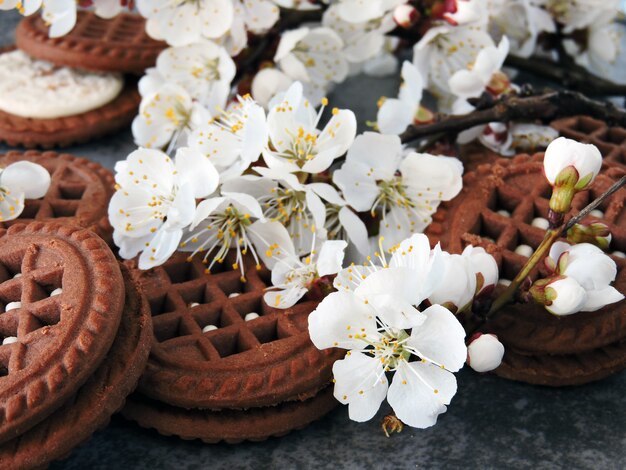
[264,82,357,174]
[188,93,269,180]
[0,161,50,222]
[132,83,211,149]
[333,0,406,23]
[309,234,467,428]
[178,192,283,280]
[251,68,294,109]
[449,36,510,102]
[139,41,236,110]
[333,132,463,247]
[543,242,624,314]
[377,61,429,135]
[487,0,555,58]
[110,147,219,270]
[137,0,234,47]
[263,232,347,309]
[274,27,349,92]
[322,4,396,64]
[413,22,495,100]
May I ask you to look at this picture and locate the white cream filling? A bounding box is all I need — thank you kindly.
[0,50,124,119]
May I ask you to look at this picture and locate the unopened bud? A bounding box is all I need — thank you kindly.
[393,4,420,28]
[532,276,587,316]
[467,333,505,373]
[549,166,579,214]
[567,222,612,250]
[544,137,602,215]
[414,105,434,125]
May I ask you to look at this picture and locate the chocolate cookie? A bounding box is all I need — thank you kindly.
[129,252,342,410]
[426,154,626,385]
[494,340,626,387]
[15,11,165,75]
[551,116,626,166]
[123,387,337,444]
[0,222,125,444]
[0,265,152,469]
[0,151,115,244]
[0,81,139,149]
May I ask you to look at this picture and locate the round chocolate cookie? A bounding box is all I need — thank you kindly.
[123,387,337,444]
[0,151,115,244]
[0,265,152,469]
[0,82,139,149]
[428,154,626,355]
[0,222,125,444]
[129,252,343,410]
[494,340,626,387]
[551,115,626,167]
[0,150,115,243]
[15,11,165,75]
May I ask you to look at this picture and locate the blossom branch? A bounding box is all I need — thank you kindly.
[505,55,626,97]
[563,175,626,233]
[486,176,626,317]
[399,90,626,145]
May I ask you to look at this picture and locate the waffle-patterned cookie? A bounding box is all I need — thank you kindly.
[551,116,626,167]
[0,151,115,244]
[426,154,626,385]
[15,12,165,75]
[429,154,626,355]
[123,387,337,444]
[495,340,626,387]
[130,252,342,410]
[0,82,139,149]
[0,222,124,444]
[0,265,152,469]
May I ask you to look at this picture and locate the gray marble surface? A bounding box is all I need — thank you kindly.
[1,11,626,470]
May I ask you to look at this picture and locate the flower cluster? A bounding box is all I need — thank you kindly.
[8,0,625,435]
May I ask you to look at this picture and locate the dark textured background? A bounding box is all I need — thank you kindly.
[1,11,626,470]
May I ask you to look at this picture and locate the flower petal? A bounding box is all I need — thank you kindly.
[332,352,389,423]
[407,304,467,372]
[0,161,50,199]
[387,360,457,429]
[316,240,347,277]
[308,290,378,350]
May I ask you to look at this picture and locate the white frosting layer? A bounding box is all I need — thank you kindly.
[0,50,124,119]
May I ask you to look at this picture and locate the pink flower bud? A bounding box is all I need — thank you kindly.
[393,4,419,28]
[467,333,504,373]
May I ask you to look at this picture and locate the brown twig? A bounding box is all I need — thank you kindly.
[505,55,626,96]
[400,90,626,144]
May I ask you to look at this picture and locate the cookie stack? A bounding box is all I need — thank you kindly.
[0,222,152,469]
[122,252,343,443]
[427,152,626,386]
[0,12,165,148]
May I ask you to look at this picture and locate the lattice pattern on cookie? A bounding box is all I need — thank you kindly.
[16,12,166,74]
[551,116,626,165]
[145,253,310,364]
[0,151,114,242]
[0,245,64,379]
[134,250,341,410]
[460,157,626,284]
[446,155,626,357]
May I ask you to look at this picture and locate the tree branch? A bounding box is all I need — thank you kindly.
[400,90,626,144]
[505,55,626,96]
